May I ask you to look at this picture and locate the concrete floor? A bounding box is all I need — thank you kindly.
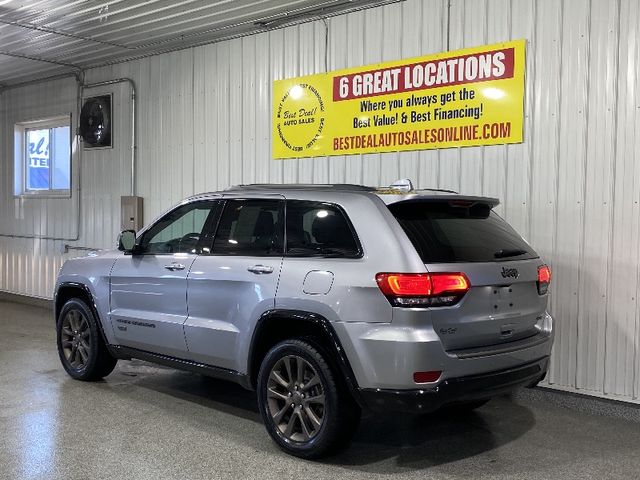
[2,300,640,480]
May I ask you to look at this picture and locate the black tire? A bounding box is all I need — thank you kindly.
[257,339,360,459]
[56,298,117,381]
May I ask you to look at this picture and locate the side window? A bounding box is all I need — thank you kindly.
[139,201,219,254]
[285,201,360,258]
[212,199,284,256]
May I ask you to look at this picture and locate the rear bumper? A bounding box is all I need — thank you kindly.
[360,356,549,413]
[333,311,554,390]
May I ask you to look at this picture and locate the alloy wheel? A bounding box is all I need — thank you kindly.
[60,309,91,371]
[266,354,326,443]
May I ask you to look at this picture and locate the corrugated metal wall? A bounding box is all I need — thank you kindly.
[1,0,639,404]
[0,77,79,297]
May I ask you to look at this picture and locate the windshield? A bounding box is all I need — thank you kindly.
[388,200,538,263]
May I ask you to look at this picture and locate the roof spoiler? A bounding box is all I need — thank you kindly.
[391,195,500,207]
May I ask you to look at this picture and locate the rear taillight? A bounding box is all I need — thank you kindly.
[376,272,470,307]
[537,265,551,295]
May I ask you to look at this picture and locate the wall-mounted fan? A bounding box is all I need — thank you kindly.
[79,94,112,148]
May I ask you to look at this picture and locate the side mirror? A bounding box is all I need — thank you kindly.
[117,230,137,253]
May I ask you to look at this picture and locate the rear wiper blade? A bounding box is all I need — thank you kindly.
[494,248,528,259]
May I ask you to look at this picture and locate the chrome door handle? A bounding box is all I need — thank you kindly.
[164,263,186,271]
[247,265,274,274]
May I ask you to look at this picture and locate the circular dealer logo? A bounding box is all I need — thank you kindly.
[275,83,325,153]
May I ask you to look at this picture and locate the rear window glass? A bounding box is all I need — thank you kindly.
[286,201,361,258]
[388,201,537,263]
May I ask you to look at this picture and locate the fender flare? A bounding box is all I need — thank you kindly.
[248,309,364,405]
[55,281,112,347]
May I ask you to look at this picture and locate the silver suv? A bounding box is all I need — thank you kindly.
[54,181,554,458]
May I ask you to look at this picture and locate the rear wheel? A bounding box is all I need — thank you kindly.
[56,298,117,381]
[257,339,360,458]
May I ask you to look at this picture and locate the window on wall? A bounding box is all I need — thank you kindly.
[14,115,71,196]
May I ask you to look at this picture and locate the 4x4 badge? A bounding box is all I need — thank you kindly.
[501,267,519,279]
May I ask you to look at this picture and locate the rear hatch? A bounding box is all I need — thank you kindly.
[386,197,548,352]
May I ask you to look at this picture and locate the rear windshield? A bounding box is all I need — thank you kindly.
[388,201,538,263]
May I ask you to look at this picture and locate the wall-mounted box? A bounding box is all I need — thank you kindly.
[121,196,143,232]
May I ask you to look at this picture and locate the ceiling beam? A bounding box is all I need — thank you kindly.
[0,18,135,50]
[0,50,80,69]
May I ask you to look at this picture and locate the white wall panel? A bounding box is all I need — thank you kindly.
[606,0,640,400]
[1,0,640,403]
[0,77,81,299]
[577,0,619,393]
[551,0,587,389]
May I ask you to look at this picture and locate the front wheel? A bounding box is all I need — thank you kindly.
[257,339,360,458]
[56,298,117,381]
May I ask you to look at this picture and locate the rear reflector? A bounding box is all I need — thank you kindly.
[376,272,470,307]
[413,371,442,383]
[537,265,551,295]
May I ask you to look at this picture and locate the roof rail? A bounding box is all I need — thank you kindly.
[223,182,459,195]
[225,184,377,192]
[415,187,459,194]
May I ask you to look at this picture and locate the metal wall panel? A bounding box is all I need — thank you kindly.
[606,0,640,401]
[0,77,80,298]
[1,0,639,403]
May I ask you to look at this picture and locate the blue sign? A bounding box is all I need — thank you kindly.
[27,129,50,190]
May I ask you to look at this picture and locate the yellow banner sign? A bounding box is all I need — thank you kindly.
[272,40,525,159]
